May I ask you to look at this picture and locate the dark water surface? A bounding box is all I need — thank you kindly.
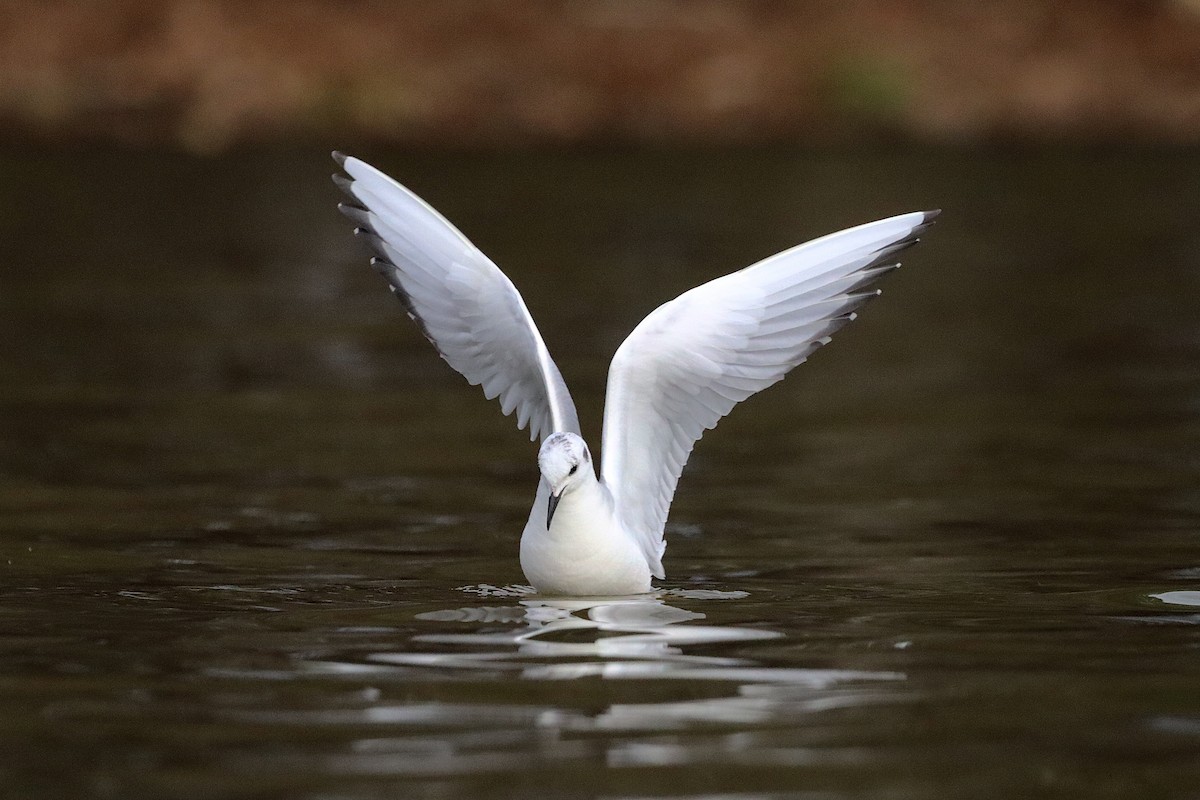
[1,147,1199,799]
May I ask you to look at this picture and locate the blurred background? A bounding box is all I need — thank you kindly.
[4,0,1200,151]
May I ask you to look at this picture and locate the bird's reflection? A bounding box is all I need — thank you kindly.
[352,590,899,690]
[252,590,906,740]
[402,591,776,678]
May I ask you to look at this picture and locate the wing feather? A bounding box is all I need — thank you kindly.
[600,210,938,575]
[334,153,580,441]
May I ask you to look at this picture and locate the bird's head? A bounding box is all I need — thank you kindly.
[537,432,592,527]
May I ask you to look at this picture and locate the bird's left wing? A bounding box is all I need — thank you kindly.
[333,153,579,441]
[600,210,938,576]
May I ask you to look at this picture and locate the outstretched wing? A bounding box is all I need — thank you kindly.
[600,210,938,575]
[334,153,579,441]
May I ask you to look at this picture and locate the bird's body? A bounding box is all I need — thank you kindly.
[520,470,653,596]
[333,152,937,596]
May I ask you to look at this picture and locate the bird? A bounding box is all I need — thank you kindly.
[332,152,937,596]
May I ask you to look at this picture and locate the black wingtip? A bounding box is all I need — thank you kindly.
[909,209,941,239]
[332,150,348,167]
[332,173,354,195]
[368,256,397,275]
[355,229,394,263]
[338,203,371,227]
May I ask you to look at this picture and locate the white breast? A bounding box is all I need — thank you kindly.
[519,478,653,596]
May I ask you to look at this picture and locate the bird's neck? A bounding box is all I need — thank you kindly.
[549,474,612,535]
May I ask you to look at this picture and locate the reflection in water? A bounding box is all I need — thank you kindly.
[269,592,907,737]
[201,592,909,781]
[1131,591,1200,626]
[1150,591,1200,608]
[402,590,891,686]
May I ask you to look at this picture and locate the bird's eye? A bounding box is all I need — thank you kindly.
[568,465,578,476]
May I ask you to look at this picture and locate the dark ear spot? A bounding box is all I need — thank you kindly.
[582,446,591,462]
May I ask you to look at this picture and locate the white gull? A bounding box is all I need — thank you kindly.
[333,153,937,596]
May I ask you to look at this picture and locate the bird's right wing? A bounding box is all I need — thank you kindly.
[600,211,938,575]
[334,153,579,441]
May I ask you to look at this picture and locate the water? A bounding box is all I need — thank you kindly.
[1,147,1199,799]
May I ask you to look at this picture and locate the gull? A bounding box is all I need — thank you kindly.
[333,153,937,597]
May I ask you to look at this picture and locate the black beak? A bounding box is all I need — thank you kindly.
[546,491,561,529]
